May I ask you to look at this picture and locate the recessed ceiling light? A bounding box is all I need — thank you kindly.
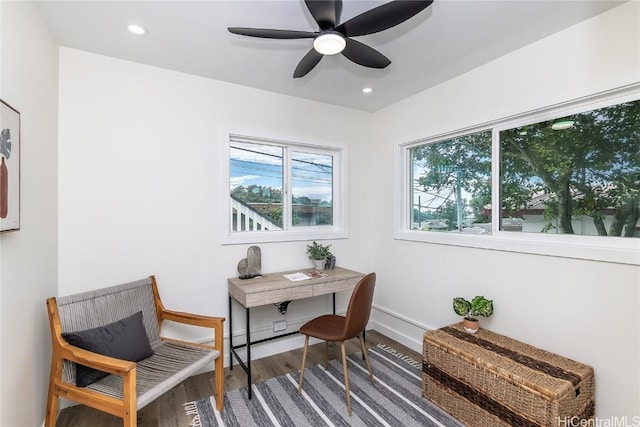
[551,120,575,130]
[362,87,373,94]
[127,24,147,35]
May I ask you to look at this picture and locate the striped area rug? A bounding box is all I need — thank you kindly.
[184,344,462,427]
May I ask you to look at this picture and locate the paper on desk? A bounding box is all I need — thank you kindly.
[283,272,311,281]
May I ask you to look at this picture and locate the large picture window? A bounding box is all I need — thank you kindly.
[222,133,346,244]
[500,101,639,238]
[396,87,639,264]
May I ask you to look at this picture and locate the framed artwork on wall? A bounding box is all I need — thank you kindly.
[0,100,20,232]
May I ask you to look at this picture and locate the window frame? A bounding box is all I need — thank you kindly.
[221,131,348,245]
[395,84,640,265]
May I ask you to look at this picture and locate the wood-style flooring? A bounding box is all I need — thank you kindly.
[54,330,421,426]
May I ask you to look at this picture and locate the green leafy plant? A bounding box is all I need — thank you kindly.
[453,296,494,320]
[306,241,332,260]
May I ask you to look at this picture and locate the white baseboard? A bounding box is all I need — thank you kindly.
[368,320,423,353]
[369,304,436,355]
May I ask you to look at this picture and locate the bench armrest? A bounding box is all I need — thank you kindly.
[60,342,136,376]
[149,276,225,347]
[160,309,225,329]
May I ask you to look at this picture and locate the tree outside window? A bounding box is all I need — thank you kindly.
[410,131,492,233]
[500,100,639,237]
[408,99,639,240]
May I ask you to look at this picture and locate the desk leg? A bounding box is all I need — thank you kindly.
[246,306,252,399]
[228,296,233,370]
[333,293,336,314]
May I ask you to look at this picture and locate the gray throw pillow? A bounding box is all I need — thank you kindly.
[62,311,154,387]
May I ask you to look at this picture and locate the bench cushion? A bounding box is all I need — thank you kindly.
[62,311,154,386]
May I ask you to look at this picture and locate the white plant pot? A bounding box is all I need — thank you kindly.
[312,259,326,270]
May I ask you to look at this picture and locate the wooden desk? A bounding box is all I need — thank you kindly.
[228,267,364,397]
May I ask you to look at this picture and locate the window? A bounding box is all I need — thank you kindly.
[499,101,640,238]
[396,86,640,265]
[410,131,492,234]
[222,133,346,244]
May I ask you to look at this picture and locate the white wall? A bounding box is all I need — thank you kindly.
[57,47,374,356]
[0,1,59,426]
[50,0,640,422]
[370,1,640,420]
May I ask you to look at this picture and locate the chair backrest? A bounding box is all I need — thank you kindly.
[54,277,161,384]
[343,273,376,339]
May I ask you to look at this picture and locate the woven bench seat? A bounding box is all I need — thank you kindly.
[86,341,217,408]
[45,276,225,427]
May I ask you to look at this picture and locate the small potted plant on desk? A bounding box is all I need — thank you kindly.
[306,241,332,271]
[453,295,494,334]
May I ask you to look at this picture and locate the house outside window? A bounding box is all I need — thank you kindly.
[222,133,347,244]
[396,87,640,265]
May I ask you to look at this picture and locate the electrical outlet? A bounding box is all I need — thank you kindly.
[273,320,287,332]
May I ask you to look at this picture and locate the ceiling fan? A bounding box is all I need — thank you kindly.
[228,0,434,78]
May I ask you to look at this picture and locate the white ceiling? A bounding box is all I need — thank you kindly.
[37,0,624,112]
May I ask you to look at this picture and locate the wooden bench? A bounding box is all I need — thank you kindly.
[45,276,224,427]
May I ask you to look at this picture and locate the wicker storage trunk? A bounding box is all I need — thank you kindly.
[423,323,594,427]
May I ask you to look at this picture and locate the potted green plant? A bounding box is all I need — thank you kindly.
[306,241,332,270]
[453,295,493,334]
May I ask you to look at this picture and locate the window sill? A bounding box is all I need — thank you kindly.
[393,229,640,266]
[221,228,348,245]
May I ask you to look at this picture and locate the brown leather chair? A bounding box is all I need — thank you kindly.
[297,272,376,416]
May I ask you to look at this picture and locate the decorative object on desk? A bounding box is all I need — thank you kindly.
[306,240,332,270]
[325,255,336,270]
[237,245,261,277]
[184,344,462,427]
[452,295,493,334]
[0,100,20,232]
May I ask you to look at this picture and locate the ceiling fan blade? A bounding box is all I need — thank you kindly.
[305,0,343,30]
[342,38,390,68]
[228,27,316,39]
[336,0,433,37]
[293,48,324,78]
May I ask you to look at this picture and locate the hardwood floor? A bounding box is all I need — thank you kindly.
[54,330,421,426]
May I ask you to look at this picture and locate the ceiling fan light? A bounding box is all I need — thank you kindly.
[313,33,346,55]
[551,120,575,130]
[126,24,147,35]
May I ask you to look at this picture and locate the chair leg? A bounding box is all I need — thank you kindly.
[298,335,310,394]
[340,341,352,416]
[359,335,374,384]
